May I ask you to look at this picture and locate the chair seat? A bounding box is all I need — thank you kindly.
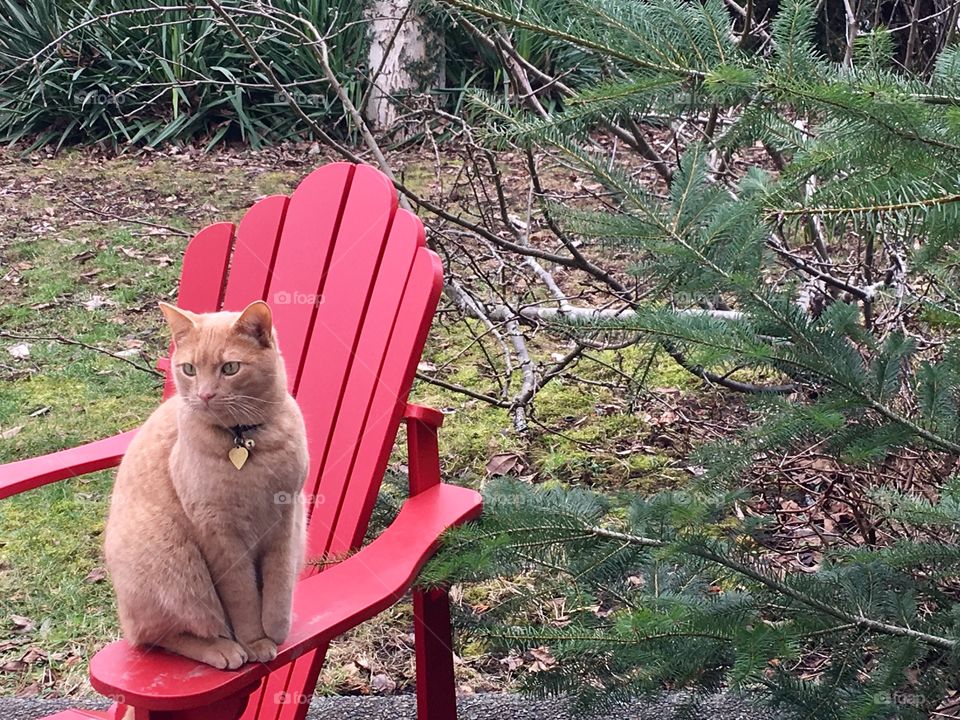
[89,483,482,711]
[41,711,109,720]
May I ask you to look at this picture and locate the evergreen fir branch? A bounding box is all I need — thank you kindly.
[586,525,957,650]
[484,77,691,145]
[433,0,707,78]
[513,549,640,610]
[765,79,960,152]
[569,0,692,71]
[559,291,960,455]
[437,484,958,652]
[770,0,820,78]
[478,626,732,646]
[552,142,822,351]
[771,191,960,217]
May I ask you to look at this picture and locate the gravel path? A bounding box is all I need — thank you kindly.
[1,693,773,719]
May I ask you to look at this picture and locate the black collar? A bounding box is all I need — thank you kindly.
[228,424,261,445]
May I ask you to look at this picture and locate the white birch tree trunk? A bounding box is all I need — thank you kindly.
[365,0,442,131]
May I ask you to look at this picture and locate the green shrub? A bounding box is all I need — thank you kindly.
[0,0,368,150]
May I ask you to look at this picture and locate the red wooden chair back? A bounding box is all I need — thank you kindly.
[165,163,442,719]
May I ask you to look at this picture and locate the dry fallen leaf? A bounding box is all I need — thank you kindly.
[370,673,396,694]
[485,452,525,477]
[9,615,34,633]
[527,646,557,672]
[84,567,108,584]
[82,295,115,311]
[1,425,23,440]
[7,343,30,359]
[0,639,27,653]
[500,653,524,671]
[21,647,47,664]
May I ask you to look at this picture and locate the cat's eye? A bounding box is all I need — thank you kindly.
[180,363,197,377]
[221,361,241,376]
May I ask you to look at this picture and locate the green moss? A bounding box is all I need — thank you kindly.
[255,170,300,197]
[532,378,599,419]
[643,348,699,389]
[628,453,669,472]
[397,163,436,196]
[0,373,154,461]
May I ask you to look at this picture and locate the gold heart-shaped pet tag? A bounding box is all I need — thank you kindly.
[228,446,249,470]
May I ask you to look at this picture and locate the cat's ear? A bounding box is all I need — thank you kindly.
[234,300,274,348]
[159,302,197,343]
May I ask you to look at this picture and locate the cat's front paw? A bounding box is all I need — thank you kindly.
[200,638,248,670]
[262,611,291,645]
[241,636,278,663]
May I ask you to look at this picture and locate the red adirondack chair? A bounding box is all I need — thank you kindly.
[0,162,481,720]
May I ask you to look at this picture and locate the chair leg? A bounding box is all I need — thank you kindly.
[413,586,458,720]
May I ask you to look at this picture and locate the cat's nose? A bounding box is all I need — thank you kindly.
[198,391,217,404]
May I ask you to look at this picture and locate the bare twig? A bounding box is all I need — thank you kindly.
[414,372,510,407]
[63,197,191,237]
[0,331,163,378]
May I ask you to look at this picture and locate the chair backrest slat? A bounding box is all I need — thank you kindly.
[302,208,421,562]
[177,221,235,314]
[290,165,398,544]
[164,221,234,399]
[221,195,289,312]
[265,162,354,390]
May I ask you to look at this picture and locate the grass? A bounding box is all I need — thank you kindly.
[0,147,697,698]
[0,149,300,695]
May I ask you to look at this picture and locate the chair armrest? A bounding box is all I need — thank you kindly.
[404,402,444,428]
[404,403,444,495]
[0,429,138,500]
[89,482,482,712]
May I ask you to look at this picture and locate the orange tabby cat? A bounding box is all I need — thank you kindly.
[104,301,308,669]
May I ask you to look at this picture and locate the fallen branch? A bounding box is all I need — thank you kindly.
[63,196,191,237]
[661,341,796,395]
[0,331,163,378]
[414,372,510,407]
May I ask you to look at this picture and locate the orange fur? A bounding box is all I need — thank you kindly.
[104,301,308,669]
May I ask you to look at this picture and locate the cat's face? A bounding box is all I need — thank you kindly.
[159,301,286,425]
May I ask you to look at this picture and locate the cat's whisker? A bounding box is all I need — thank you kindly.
[223,406,243,424]
[229,394,284,405]
[219,400,255,419]
[208,406,239,428]
[218,398,268,424]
